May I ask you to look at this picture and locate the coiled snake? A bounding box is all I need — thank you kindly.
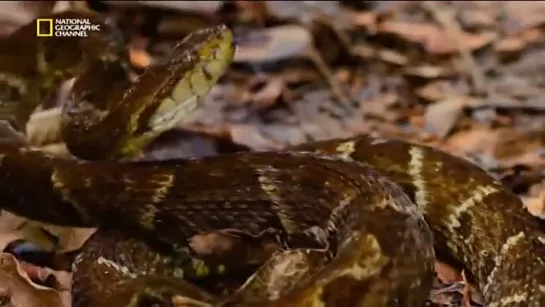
[0,10,543,307]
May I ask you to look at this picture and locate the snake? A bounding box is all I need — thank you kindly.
[0,10,543,307]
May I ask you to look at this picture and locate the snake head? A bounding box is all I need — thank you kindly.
[129,24,236,136]
[113,24,236,160]
[60,24,235,160]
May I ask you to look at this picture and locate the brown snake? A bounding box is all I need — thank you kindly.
[0,10,543,307]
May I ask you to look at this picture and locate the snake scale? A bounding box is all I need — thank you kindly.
[0,10,543,307]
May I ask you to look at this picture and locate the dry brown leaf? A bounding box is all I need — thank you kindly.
[359,93,398,118]
[504,1,545,33]
[348,11,377,32]
[251,77,287,110]
[461,271,473,307]
[432,262,483,306]
[435,261,462,284]
[189,232,239,257]
[522,191,545,219]
[403,65,453,79]
[0,212,56,252]
[495,36,526,61]
[459,8,498,29]
[423,97,467,139]
[266,1,341,22]
[378,21,494,55]
[38,226,96,253]
[302,113,351,141]
[0,1,53,35]
[22,262,68,286]
[445,128,500,155]
[499,151,545,169]
[229,124,282,151]
[343,116,373,135]
[262,124,307,147]
[0,211,95,253]
[521,27,545,45]
[490,130,543,160]
[234,25,311,63]
[477,96,545,111]
[235,1,269,25]
[129,37,152,69]
[26,107,63,146]
[0,212,27,233]
[351,45,408,65]
[415,82,445,102]
[264,1,310,19]
[51,1,88,13]
[0,253,64,307]
[415,81,463,102]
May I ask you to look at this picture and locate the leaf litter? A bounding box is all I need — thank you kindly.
[1,1,545,306]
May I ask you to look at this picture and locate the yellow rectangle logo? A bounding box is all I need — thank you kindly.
[36,19,53,37]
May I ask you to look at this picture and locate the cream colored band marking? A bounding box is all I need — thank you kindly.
[96,256,138,279]
[484,232,526,297]
[334,140,356,159]
[447,185,498,231]
[257,169,299,233]
[51,168,92,222]
[408,146,428,211]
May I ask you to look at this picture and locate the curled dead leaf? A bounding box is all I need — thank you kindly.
[0,211,96,253]
[0,212,57,252]
[0,253,65,307]
[423,97,468,139]
[37,226,96,253]
[250,77,288,110]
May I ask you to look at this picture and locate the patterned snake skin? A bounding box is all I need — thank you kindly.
[0,10,543,307]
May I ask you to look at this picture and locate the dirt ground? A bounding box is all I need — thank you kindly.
[0,1,544,306]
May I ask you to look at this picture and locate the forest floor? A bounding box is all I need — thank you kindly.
[0,1,544,306]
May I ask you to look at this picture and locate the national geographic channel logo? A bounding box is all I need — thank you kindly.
[36,17,101,37]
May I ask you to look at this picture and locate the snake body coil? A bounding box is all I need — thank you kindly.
[0,10,543,307]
